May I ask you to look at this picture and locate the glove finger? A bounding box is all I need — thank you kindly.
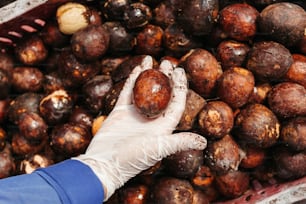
[115,55,153,106]
[159,68,188,126]
[159,59,174,78]
[157,132,207,159]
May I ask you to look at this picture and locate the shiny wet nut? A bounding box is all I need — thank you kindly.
[119,184,149,204]
[18,112,48,141]
[82,75,113,114]
[50,123,92,157]
[71,25,110,62]
[15,35,48,66]
[219,3,259,41]
[8,92,42,125]
[39,89,74,125]
[216,40,250,70]
[133,69,172,118]
[163,149,203,179]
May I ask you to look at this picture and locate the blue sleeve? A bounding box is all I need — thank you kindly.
[0,159,104,204]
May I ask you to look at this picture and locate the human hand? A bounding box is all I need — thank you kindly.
[76,55,207,201]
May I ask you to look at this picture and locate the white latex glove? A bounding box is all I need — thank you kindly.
[75,55,207,201]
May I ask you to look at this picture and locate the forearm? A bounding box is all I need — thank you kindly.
[0,159,104,204]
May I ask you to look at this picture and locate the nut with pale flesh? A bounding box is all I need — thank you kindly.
[56,2,90,35]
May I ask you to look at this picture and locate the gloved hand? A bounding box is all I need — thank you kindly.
[75,55,207,201]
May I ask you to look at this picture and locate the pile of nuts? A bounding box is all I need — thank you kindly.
[0,0,305,203]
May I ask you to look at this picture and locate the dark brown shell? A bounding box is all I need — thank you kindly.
[246,41,293,82]
[235,103,280,148]
[267,82,306,119]
[258,2,306,47]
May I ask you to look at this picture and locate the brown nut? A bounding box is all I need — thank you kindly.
[217,67,255,109]
[274,146,306,180]
[215,170,250,198]
[11,67,44,93]
[50,123,92,157]
[123,3,152,30]
[198,100,234,139]
[135,24,164,57]
[219,3,259,41]
[163,24,202,58]
[82,75,113,115]
[12,132,47,156]
[280,117,306,151]
[192,189,210,204]
[163,149,203,179]
[104,80,125,115]
[153,2,176,29]
[205,134,245,173]
[39,89,74,125]
[58,50,100,88]
[177,0,219,36]
[0,144,15,179]
[267,82,306,119]
[216,40,250,70]
[39,21,70,48]
[0,100,9,124]
[133,69,172,118]
[119,184,149,204]
[283,54,306,88]
[15,35,48,66]
[68,106,94,131]
[258,2,306,47]
[8,92,42,125]
[181,49,223,98]
[177,89,206,131]
[151,177,194,204]
[246,41,293,82]
[71,25,110,62]
[240,145,266,169]
[234,103,280,148]
[18,112,48,142]
[103,22,136,56]
[0,53,14,74]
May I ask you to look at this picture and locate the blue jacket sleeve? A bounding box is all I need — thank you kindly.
[0,159,104,204]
